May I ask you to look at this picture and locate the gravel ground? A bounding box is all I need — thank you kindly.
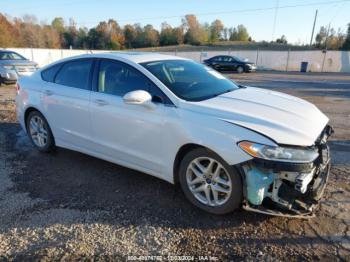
[0,72,350,261]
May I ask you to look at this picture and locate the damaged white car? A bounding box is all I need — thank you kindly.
[16,52,333,218]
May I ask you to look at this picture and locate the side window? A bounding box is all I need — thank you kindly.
[55,59,93,90]
[98,60,150,97]
[148,83,173,105]
[0,52,11,60]
[9,52,25,60]
[223,56,231,62]
[214,56,222,62]
[41,63,62,82]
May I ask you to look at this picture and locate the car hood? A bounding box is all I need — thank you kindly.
[186,87,329,146]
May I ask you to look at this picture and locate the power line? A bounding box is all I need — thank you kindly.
[3,0,349,27]
[317,0,346,46]
[75,0,350,25]
[329,1,345,24]
[3,0,89,12]
[304,2,344,46]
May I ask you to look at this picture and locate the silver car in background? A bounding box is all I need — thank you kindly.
[0,50,38,85]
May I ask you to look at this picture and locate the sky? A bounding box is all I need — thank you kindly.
[1,0,350,44]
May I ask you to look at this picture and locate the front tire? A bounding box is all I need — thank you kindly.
[26,111,55,152]
[179,148,243,215]
[236,66,244,74]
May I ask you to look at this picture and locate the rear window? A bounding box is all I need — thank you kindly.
[54,59,93,90]
[41,63,62,82]
[213,56,223,62]
[0,51,26,60]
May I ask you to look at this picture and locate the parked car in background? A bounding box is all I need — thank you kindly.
[16,52,332,217]
[0,50,38,85]
[203,55,256,73]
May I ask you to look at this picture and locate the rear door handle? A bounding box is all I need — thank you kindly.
[44,90,54,96]
[94,99,108,106]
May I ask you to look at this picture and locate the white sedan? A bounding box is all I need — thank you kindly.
[16,52,333,217]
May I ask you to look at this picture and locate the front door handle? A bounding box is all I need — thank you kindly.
[94,99,108,106]
[44,90,54,96]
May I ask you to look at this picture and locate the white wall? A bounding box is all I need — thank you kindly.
[6,47,350,73]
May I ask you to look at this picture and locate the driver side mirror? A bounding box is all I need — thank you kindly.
[123,90,156,110]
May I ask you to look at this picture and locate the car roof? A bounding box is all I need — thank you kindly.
[0,50,16,53]
[213,55,233,58]
[64,52,188,64]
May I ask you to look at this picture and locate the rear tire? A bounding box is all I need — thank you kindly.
[179,148,243,215]
[26,111,55,152]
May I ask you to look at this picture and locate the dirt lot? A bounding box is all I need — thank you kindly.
[0,72,350,261]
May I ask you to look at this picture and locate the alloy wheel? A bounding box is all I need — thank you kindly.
[29,115,48,148]
[186,157,232,207]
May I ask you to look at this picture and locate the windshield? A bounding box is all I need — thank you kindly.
[0,52,26,60]
[233,56,245,62]
[141,60,239,101]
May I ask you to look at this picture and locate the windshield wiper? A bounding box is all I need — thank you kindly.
[207,89,234,99]
[222,89,235,94]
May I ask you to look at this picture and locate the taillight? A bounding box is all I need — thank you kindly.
[16,82,21,94]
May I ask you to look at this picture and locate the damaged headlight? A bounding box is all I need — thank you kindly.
[238,141,319,163]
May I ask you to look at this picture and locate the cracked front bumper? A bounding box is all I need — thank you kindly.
[240,126,333,218]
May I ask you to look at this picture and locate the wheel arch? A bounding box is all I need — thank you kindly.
[24,106,56,151]
[173,143,208,185]
[24,107,52,137]
[24,106,41,129]
[173,142,247,186]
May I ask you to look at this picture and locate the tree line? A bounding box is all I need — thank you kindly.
[0,14,251,49]
[0,12,349,50]
[315,25,350,50]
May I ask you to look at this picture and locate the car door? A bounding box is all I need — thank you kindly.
[221,56,236,71]
[224,56,235,71]
[211,56,223,71]
[89,59,174,174]
[41,58,95,149]
[230,57,241,71]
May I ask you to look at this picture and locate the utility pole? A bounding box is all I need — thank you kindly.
[271,0,279,42]
[321,23,331,72]
[309,9,318,46]
[324,23,331,49]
